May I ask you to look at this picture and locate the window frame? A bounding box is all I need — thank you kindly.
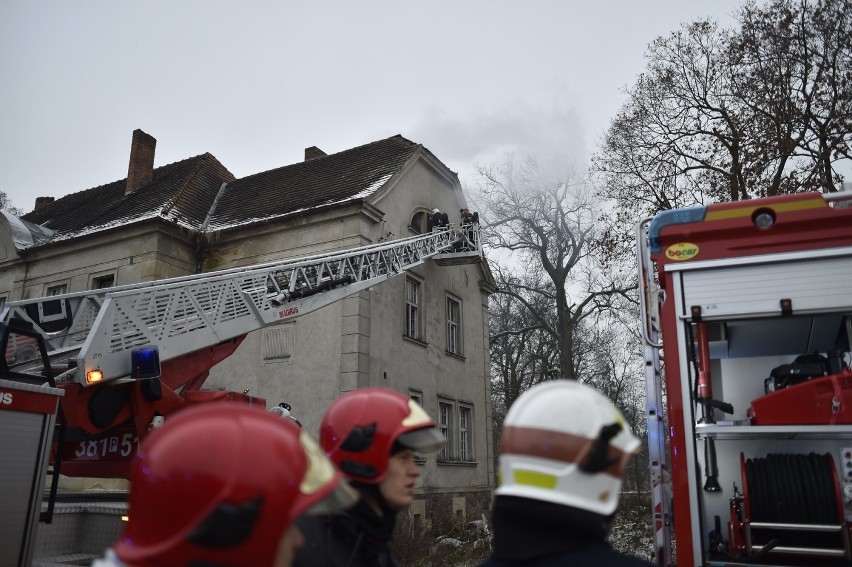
[409,211,429,234]
[458,404,474,461]
[45,282,69,296]
[437,399,454,461]
[404,276,424,342]
[91,273,116,290]
[446,294,463,356]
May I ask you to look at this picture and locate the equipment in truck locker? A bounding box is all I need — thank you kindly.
[637,191,852,567]
[751,369,852,426]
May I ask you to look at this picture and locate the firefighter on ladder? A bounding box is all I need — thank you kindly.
[479,380,652,566]
[459,207,479,251]
[93,403,357,567]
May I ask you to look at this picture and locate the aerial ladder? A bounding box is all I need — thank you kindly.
[0,225,481,488]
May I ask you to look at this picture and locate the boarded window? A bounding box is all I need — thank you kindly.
[262,327,293,362]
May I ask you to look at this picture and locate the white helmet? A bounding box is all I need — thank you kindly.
[496,380,640,516]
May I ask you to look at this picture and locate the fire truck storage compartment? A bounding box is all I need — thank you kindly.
[673,249,852,564]
[0,380,63,567]
[678,249,852,320]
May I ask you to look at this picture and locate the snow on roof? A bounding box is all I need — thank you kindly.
[2,211,55,248]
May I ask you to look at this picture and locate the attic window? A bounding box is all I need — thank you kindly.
[46,284,68,296]
[409,212,428,234]
[92,275,115,289]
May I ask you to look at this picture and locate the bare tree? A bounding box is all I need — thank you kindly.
[594,0,852,231]
[488,266,559,426]
[0,190,23,216]
[476,155,636,387]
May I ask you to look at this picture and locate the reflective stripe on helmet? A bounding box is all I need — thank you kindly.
[501,425,633,479]
[513,469,558,489]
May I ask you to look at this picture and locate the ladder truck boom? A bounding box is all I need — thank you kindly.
[0,225,480,479]
[4,226,477,385]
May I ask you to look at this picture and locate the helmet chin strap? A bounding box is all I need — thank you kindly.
[353,481,396,517]
[578,422,622,474]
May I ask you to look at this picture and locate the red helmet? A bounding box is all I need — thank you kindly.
[115,403,357,566]
[320,388,445,483]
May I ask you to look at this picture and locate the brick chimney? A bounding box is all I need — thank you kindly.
[126,129,157,195]
[34,196,55,211]
[304,146,327,161]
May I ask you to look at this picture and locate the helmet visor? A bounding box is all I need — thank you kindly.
[397,426,446,454]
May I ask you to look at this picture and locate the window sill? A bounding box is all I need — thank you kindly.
[436,459,478,467]
[403,335,428,348]
[445,351,465,361]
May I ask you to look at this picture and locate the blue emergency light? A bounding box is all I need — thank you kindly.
[131,346,161,379]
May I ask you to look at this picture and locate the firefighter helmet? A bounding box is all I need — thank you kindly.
[320,388,445,483]
[115,403,357,566]
[497,380,640,516]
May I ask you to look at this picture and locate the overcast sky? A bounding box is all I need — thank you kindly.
[0,1,745,214]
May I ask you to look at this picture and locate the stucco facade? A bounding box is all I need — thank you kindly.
[0,132,495,520]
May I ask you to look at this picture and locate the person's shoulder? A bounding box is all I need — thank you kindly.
[294,512,362,567]
[604,548,654,566]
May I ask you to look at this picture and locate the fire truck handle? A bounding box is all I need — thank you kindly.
[703,398,734,415]
[636,217,664,349]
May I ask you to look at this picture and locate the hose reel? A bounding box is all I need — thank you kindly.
[735,452,849,559]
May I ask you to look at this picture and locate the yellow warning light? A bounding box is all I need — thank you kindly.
[86,369,104,384]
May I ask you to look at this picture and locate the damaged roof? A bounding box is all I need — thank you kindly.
[23,153,235,240]
[20,134,425,247]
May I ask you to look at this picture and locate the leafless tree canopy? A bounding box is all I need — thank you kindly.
[474,156,638,419]
[0,190,23,216]
[594,0,852,228]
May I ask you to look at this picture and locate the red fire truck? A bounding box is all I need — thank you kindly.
[638,191,852,567]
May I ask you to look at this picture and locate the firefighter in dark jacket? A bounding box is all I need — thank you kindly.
[480,380,652,567]
[293,388,445,567]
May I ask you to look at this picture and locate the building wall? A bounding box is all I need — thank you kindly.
[1,223,197,301]
[203,157,494,518]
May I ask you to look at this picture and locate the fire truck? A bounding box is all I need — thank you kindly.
[638,191,852,567]
[0,224,480,566]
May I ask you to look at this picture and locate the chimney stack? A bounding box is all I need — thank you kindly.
[34,197,55,211]
[304,146,327,161]
[126,129,157,195]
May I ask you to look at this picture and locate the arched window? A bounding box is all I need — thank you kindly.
[409,211,428,234]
